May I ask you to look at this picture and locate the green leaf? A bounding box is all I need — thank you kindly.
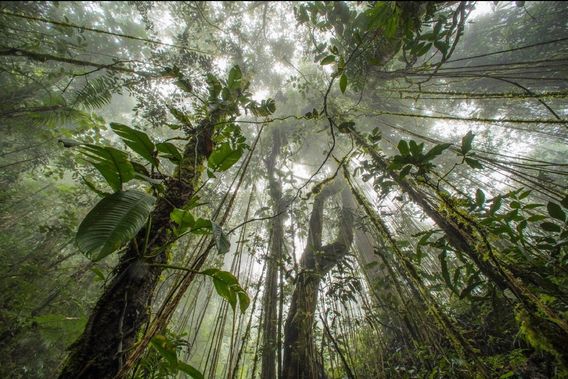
[91,267,106,281]
[409,140,423,156]
[489,196,502,216]
[461,131,475,155]
[208,143,243,172]
[237,290,251,313]
[201,269,249,313]
[170,208,195,235]
[465,157,483,169]
[150,335,177,367]
[459,280,482,299]
[177,362,204,379]
[475,189,485,208]
[212,222,231,254]
[320,55,336,65]
[167,106,192,126]
[439,250,454,291]
[541,222,561,233]
[547,201,566,222]
[397,140,410,156]
[339,73,347,94]
[213,277,237,310]
[156,142,182,163]
[227,65,243,89]
[110,123,158,166]
[79,145,136,192]
[76,190,155,261]
[561,194,568,209]
[58,138,83,147]
[399,164,412,178]
[424,143,451,161]
[191,218,213,234]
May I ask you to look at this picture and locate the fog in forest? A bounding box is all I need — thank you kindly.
[1,1,567,378]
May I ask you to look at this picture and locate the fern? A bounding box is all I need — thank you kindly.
[71,75,116,110]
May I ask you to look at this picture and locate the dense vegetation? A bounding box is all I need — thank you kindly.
[1,1,567,378]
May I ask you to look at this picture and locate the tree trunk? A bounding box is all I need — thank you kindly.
[58,115,219,379]
[261,129,285,379]
[347,125,568,366]
[282,183,354,379]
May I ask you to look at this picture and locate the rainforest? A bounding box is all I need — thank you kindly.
[1,1,567,378]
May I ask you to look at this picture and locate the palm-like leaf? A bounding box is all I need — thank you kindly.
[76,190,156,261]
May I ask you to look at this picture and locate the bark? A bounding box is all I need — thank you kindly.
[261,129,285,379]
[282,182,354,379]
[347,125,568,366]
[58,115,219,379]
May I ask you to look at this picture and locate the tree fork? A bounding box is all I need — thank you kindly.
[283,181,354,379]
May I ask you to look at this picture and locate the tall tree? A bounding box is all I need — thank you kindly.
[282,180,354,379]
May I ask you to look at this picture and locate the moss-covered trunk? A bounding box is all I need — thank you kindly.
[58,116,218,379]
[282,183,354,379]
[347,125,568,367]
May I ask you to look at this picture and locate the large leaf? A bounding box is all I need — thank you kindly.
[208,143,243,172]
[110,123,158,166]
[339,73,347,94]
[547,201,566,222]
[76,190,156,261]
[397,140,410,156]
[212,222,231,254]
[461,131,475,155]
[201,268,250,313]
[79,144,136,192]
[156,142,183,163]
[177,362,204,379]
[424,143,451,161]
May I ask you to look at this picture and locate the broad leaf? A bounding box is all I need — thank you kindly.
[465,157,483,169]
[76,190,155,261]
[156,142,183,163]
[79,145,136,192]
[424,143,451,161]
[461,131,475,155]
[170,208,195,235]
[339,73,347,93]
[237,290,251,313]
[541,222,561,233]
[475,189,485,208]
[150,335,177,367]
[201,269,249,313]
[110,123,158,166]
[177,362,204,379]
[212,222,231,254]
[208,143,243,172]
[191,218,213,234]
[409,140,423,156]
[320,55,336,65]
[397,140,410,156]
[547,201,566,222]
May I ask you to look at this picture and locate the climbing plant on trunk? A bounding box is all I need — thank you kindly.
[58,66,274,379]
